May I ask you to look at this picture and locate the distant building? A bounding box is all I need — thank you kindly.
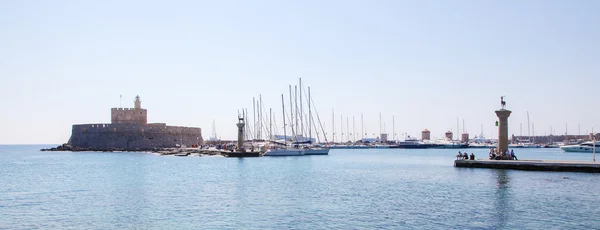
[421,129,431,141]
[445,130,453,140]
[380,133,388,142]
[461,133,469,143]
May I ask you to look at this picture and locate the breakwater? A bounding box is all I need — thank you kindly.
[454,159,600,173]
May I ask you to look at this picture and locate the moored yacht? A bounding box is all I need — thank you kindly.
[390,136,430,149]
[263,145,305,156]
[560,142,598,153]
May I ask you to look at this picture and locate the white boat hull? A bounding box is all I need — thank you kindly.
[304,148,329,155]
[264,149,305,156]
[561,146,597,153]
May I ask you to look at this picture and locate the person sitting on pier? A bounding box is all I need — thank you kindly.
[457,151,463,160]
[470,153,475,160]
[511,149,518,160]
[464,152,469,160]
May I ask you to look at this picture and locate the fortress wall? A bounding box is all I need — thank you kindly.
[111,108,147,124]
[69,123,204,149]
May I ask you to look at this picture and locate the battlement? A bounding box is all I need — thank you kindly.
[111,108,147,124]
[111,108,141,111]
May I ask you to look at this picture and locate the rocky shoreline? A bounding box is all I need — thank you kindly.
[41,144,229,156]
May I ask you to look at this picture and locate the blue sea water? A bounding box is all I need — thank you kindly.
[1,145,599,229]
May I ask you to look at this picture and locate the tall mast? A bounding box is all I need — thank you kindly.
[244,108,248,141]
[259,95,263,140]
[361,113,364,140]
[281,94,286,144]
[269,108,272,140]
[353,116,355,143]
[253,97,256,140]
[481,124,483,137]
[456,117,459,141]
[520,123,523,137]
[527,111,531,138]
[299,78,304,138]
[308,86,312,142]
[533,122,536,143]
[379,112,382,137]
[347,116,349,142]
[289,85,296,141]
[332,109,335,143]
[294,85,298,137]
[392,115,395,142]
[340,114,343,143]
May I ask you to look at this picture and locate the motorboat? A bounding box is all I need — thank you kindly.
[560,142,599,153]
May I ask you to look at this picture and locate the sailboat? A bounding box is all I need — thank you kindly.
[300,81,329,155]
[264,91,305,156]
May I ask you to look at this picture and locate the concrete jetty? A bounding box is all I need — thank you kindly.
[454,159,600,173]
[454,97,600,173]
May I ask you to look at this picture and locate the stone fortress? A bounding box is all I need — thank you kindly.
[68,96,204,150]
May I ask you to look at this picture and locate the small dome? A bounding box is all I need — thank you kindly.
[422,129,430,132]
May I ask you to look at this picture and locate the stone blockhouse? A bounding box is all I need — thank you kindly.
[67,95,204,149]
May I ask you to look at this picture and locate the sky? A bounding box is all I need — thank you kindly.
[1,0,599,144]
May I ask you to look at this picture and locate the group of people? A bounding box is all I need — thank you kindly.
[456,151,475,160]
[489,148,518,160]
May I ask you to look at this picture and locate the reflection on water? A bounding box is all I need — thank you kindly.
[493,169,511,229]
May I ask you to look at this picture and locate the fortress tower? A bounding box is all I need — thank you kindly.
[111,95,147,124]
[134,95,141,109]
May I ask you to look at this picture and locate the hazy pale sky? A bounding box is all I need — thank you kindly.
[1,0,599,144]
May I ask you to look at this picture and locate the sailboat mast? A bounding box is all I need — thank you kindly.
[379,112,382,137]
[259,95,263,140]
[456,117,459,141]
[533,122,535,143]
[281,94,286,143]
[299,78,304,138]
[393,115,395,142]
[289,85,296,141]
[340,114,343,142]
[244,108,248,141]
[308,86,312,142]
[353,116,355,143]
[294,85,299,137]
[346,117,349,142]
[269,108,272,140]
[332,109,335,143]
[361,113,364,140]
[527,111,531,139]
[253,97,257,140]
[481,124,483,137]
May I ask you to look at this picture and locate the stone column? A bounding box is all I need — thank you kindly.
[495,109,512,155]
[236,119,245,152]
